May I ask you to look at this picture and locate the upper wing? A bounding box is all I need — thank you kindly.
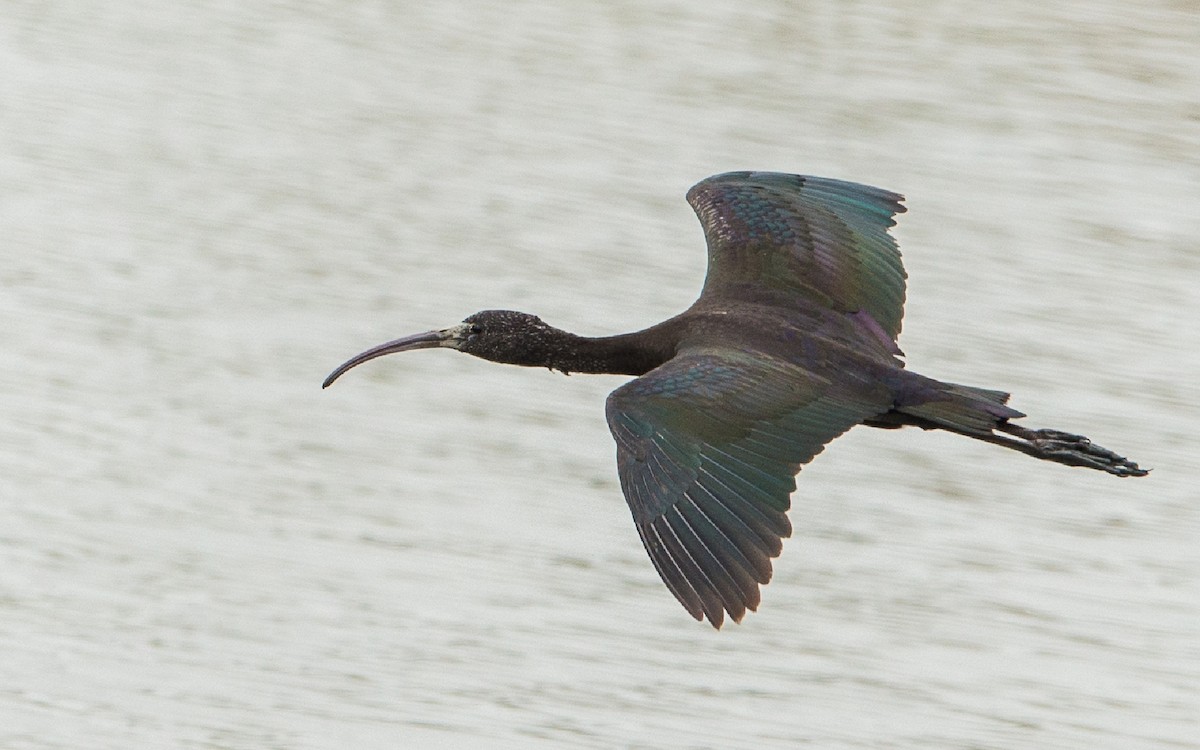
[686,171,908,341]
[605,350,892,628]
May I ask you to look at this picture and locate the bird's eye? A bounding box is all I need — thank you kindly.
[469,324,483,337]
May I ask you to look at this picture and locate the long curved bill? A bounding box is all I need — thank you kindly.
[322,327,461,388]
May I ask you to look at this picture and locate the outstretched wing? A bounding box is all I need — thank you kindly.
[686,171,908,341]
[605,350,892,628]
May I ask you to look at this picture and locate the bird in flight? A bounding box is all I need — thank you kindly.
[324,171,1147,628]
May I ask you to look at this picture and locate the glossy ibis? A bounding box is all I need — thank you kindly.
[324,171,1147,628]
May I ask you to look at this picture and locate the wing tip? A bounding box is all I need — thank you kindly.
[686,170,905,217]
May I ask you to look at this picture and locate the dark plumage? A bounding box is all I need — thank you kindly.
[324,171,1147,628]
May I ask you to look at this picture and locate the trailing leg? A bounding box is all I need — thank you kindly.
[993,422,1148,477]
[876,372,1149,478]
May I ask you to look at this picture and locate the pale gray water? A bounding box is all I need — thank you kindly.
[3,2,1198,748]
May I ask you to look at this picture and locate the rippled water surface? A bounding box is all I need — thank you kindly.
[3,2,1198,748]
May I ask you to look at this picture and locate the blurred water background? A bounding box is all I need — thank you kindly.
[2,2,1198,748]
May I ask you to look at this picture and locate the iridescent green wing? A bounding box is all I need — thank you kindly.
[686,171,908,341]
[605,350,891,627]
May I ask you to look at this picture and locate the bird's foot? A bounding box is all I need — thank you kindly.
[1025,429,1148,477]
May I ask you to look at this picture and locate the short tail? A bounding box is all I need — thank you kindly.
[872,377,1148,478]
[897,381,1025,435]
